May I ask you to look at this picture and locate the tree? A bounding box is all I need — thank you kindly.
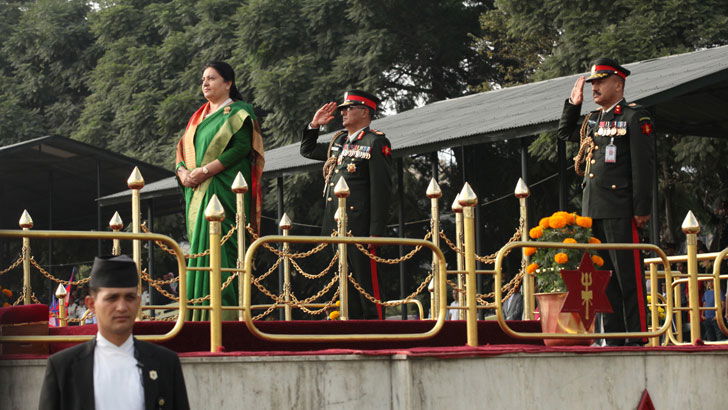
[485,0,728,248]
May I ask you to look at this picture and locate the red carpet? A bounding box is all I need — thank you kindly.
[4,305,728,360]
[44,319,543,354]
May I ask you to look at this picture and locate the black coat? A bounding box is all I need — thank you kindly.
[38,338,189,410]
[300,125,393,236]
[557,98,654,219]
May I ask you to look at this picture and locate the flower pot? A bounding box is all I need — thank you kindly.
[535,292,594,346]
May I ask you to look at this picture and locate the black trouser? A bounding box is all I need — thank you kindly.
[592,217,646,345]
[330,244,379,319]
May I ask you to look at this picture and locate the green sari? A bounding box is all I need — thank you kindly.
[177,101,257,321]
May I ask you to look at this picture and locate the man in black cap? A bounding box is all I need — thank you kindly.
[558,58,655,346]
[39,255,190,409]
[301,90,394,319]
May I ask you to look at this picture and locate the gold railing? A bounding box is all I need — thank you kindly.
[493,241,674,343]
[0,229,187,343]
[241,235,447,342]
[4,165,723,349]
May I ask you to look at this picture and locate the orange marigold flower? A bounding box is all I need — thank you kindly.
[592,255,605,266]
[567,213,577,225]
[554,253,569,264]
[552,211,570,220]
[3,302,10,307]
[576,216,593,228]
[549,215,567,229]
[529,226,543,239]
[2,288,13,297]
[563,238,577,244]
[526,263,539,275]
[524,247,537,257]
[329,310,341,320]
[539,217,550,229]
[588,237,602,244]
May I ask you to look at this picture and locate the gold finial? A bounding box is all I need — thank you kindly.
[451,194,463,213]
[127,167,145,189]
[279,213,292,230]
[458,183,478,207]
[231,172,248,194]
[18,209,34,229]
[109,212,123,230]
[514,178,530,198]
[334,208,341,222]
[681,210,700,234]
[55,283,67,299]
[334,177,350,198]
[426,178,442,198]
[204,194,226,222]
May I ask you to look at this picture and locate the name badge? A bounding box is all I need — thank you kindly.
[605,138,617,163]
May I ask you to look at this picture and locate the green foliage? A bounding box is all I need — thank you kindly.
[527,213,597,293]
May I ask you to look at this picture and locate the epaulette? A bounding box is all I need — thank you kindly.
[332,130,347,139]
[370,128,385,135]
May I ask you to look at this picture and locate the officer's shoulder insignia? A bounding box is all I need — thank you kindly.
[381,145,392,156]
[371,128,385,135]
[333,130,347,137]
[640,120,653,136]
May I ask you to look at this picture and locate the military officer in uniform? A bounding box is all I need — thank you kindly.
[557,58,655,346]
[301,90,393,319]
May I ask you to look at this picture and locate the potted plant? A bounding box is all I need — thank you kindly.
[524,211,604,345]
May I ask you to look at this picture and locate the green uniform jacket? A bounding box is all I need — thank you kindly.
[300,125,393,236]
[557,98,655,219]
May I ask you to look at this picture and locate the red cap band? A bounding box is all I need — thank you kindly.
[345,94,377,110]
[593,65,627,79]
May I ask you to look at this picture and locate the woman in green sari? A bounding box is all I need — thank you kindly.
[175,61,264,320]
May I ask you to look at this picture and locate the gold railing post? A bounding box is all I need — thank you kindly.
[19,210,33,305]
[675,281,684,343]
[514,178,533,319]
[648,263,659,347]
[451,194,465,320]
[205,194,226,352]
[459,183,479,346]
[231,172,248,321]
[127,167,145,296]
[426,178,442,320]
[334,177,350,321]
[55,284,68,327]
[279,213,293,321]
[682,211,701,344]
[109,212,123,256]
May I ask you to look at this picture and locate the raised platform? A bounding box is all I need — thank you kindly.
[4,341,728,409]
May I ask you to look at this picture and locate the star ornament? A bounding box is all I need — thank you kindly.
[560,252,612,329]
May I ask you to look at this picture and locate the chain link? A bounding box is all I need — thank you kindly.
[252,303,279,321]
[141,222,237,259]
[30,258,91,286]
[348,272,433,307]
[438,218,523,264]
[0,254,23,275]
[246,225,329,259]
[291,288,340,316]
[289,251,338,279]
[353,231,432,264]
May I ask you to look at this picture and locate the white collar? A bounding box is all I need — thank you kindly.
[602,100,621,113]
[96,331,134,354]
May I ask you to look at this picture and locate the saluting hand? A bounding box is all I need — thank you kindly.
[310,102,338,128]
[569,76,586,106]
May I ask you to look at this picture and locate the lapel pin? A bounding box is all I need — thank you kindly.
[149,370,158,380]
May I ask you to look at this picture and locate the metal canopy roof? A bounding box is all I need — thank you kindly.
[0,135,174,229]
[262,45,728,177]
[99,45,728,207]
